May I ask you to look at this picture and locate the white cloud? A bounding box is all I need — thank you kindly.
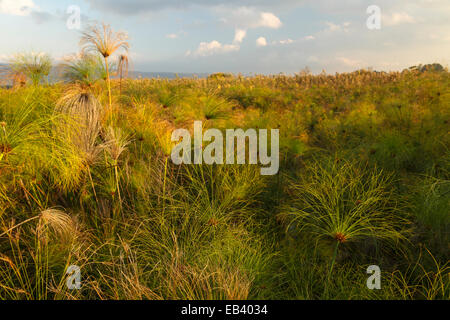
[325,21,351,33]
[234,29,247,44]
[189,28,246,57]
[269,36,314,46]
[166,30,188,39]
[326,22,340,32]
[0,54,11,63]
[337,57,364,68]
[189,40,239,57]
[0,0,36,16]
[256,37,268,47]
[220,7,282,30]
[187,6,282,58]
[279,39,294,45]
[384,12,416,26]
[257,12,282,29]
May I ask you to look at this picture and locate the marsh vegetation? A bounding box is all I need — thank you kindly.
[0,24,448,300]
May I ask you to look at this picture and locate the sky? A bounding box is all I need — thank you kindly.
[0,0,449,74]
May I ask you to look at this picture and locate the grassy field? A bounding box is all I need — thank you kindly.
[0,56,449,299]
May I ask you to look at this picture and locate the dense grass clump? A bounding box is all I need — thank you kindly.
[0,68,449,300]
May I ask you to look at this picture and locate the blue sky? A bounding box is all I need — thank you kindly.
[0,0,449,74]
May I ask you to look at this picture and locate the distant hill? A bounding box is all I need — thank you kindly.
[127,71,209,79]
[407,63,445,73]
[0,63,208,84]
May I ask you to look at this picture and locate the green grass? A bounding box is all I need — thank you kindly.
[0,68,449,300]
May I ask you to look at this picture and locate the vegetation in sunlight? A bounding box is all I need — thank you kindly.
[0,23,448,300]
